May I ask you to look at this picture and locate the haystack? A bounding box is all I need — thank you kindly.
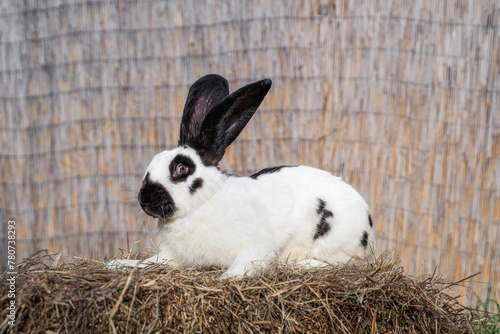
[1,250,480,333]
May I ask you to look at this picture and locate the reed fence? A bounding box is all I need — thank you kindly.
[0,0,498,308]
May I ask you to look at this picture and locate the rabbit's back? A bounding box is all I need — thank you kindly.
[244,165,375,263]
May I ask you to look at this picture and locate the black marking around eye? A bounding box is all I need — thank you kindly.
[189,178,203,194]
[169,154,196,183]
[368,215,373,228]
[313,199,333,240]
[361,231,369,249]
[249,165,296,179]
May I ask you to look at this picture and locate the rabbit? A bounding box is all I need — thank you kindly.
[107,74,375,278]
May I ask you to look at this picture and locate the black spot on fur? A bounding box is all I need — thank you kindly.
[368,215,373,228]
[361,231,369,249]
[169,154,196,183]
[250,165,296,179]
[189,178,203,194]
[138,173,177,219]
[313,199,333,240]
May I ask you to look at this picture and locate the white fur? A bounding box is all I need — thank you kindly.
[108,147,375,278]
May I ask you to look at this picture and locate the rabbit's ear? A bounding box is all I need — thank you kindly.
[194,78,272,166]
[179,74,229,147]
[220,78,272,147]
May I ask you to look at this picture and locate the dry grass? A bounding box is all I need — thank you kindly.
[1,250,481,333]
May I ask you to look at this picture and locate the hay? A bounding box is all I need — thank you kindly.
[1,250,480,333]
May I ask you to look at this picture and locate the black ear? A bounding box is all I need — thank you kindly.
[178,74,229,146]
[193,78,272,166]
[220,78,273,147]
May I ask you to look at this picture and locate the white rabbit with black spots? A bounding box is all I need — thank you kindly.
[107,74,375,278]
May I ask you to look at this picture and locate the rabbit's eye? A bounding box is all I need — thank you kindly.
[169,154,196,182]
[176,164,188,174]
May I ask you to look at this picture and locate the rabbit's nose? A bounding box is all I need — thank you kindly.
[138,175,177,219]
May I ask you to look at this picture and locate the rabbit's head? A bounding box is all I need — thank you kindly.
[138,75,272,220]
